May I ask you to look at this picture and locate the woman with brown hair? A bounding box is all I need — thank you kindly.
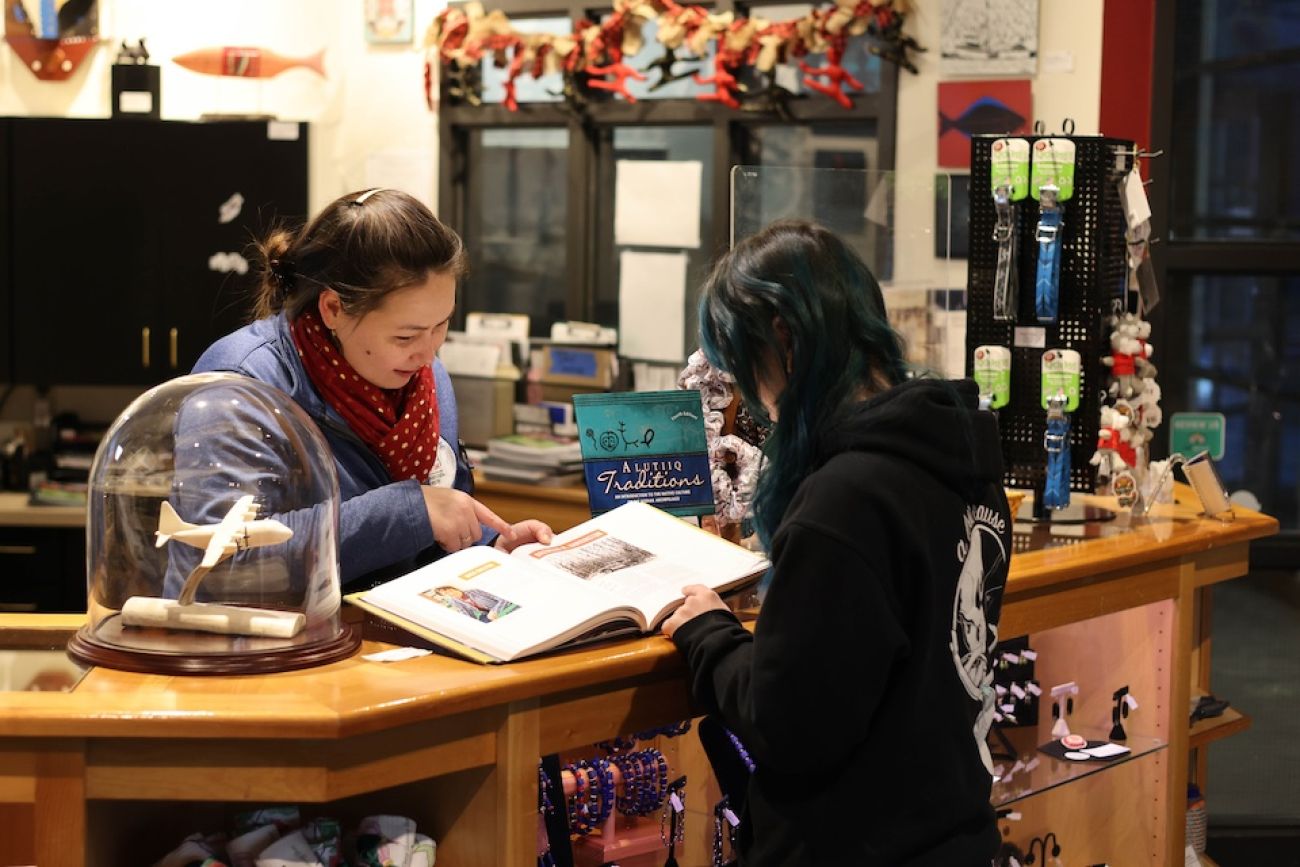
[189,188,551,589]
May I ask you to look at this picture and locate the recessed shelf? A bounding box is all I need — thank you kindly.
[990,726,1167,807]
[1189,702,1251,749]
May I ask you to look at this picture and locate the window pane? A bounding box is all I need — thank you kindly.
[480,17,569,105]
[1170,2,1300,239]
[1184,273,1300,529]
[595,126,714,365]
[464,128,569,336]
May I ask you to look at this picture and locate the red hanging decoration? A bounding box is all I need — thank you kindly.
[694,52,742,109]
[800,36,862,110]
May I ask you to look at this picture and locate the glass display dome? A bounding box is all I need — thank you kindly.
[68,373,359,674]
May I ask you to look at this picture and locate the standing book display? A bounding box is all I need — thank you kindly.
[572,391,715,519]
[965,133,1136,519]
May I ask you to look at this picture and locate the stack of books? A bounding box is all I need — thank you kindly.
[480,434,584,486]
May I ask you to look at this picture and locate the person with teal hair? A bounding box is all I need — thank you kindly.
[662,220,1012,866]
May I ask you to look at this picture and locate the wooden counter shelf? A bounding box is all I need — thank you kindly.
[0,487,1278,866]
[1189,693,1252,750]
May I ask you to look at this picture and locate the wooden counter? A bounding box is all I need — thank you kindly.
[0,492,84,528]
[0,490,1278,866]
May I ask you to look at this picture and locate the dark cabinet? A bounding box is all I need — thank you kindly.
[5,117,307,386]
[0,526,86,613]
[0,121,9,382]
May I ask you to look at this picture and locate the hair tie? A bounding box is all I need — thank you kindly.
[268,257,296,293]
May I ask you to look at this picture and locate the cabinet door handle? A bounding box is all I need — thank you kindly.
[0,545,38,555]
[141,326,151,368]
[169,327,179,369]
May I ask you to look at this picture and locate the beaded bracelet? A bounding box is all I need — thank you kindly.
[724,726,756,773]
[566,760,600,836]
[617,747,669,816]
[538,762,555,815]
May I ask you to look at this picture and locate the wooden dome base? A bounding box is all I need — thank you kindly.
[67,615,360,676]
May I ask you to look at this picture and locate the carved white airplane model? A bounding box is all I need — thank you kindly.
[155,495,293,605]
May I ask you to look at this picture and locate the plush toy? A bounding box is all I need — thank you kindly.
[1132,380,1163,446]
[1101,314,1152,399]
[1091,405,1134,484]
[1132,317,1157,382]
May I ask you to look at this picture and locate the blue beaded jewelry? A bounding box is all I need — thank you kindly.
[724,727,756,773]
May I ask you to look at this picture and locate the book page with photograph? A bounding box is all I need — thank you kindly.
[356,545,641,662]
[510,501,768,629]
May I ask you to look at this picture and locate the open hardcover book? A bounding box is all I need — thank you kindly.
[347,501,768,663]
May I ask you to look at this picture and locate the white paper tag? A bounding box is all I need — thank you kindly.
[1021,649,1038,661]
[1184,844,1200,867]
[119,90,153,113]
[1001,703,1016,714]
[1014,326,1047,349]
[670,792,683,813]
[995,684,1008,696]
[1120,168,1152,229]
[1010,683,1027,700]
[1126,694,1140,711]
[362,646,433,662]
[1001,651,1021,664]
[267,120,300,141]
[723,807,739,827]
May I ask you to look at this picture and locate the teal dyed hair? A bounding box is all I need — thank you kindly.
[698,219,908,555]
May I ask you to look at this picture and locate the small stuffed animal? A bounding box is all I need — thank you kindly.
[1101,314,1152,399]
[1091,405,1133,483]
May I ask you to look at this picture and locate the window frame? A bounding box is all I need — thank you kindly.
[436,0,899,333]
[1149,0,1300,559]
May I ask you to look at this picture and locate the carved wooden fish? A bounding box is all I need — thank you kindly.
[172,46,325,79]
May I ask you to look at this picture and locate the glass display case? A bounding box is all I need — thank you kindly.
[68,373,359,674]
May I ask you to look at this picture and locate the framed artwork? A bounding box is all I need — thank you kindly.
[365,0,413,45]
[937,79,1032,169]
[940,0,1039,76]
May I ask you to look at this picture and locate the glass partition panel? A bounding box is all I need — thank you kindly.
[732,166,965,376]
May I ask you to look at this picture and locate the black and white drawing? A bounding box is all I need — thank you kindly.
[941,0,1039,76]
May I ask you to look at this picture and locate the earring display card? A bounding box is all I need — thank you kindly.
[992,635,1039,729]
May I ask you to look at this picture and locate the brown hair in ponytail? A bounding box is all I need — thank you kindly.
[249,188,467,323]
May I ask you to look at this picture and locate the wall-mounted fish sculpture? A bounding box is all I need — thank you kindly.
[172,45,325,79]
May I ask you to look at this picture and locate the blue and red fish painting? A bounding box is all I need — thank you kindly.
[938,79,1032,168]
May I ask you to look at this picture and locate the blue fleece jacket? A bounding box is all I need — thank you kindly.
[191,312,479,588]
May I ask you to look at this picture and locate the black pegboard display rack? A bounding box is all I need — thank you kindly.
[965,135,1135,503]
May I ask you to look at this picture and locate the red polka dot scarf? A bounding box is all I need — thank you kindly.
[291,308,441,483]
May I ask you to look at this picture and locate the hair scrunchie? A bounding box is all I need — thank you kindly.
[268,257,296,295]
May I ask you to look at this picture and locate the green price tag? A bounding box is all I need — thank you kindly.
[1169,412,1226,461]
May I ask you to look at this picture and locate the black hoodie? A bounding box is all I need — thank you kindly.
[673,378,1011,866]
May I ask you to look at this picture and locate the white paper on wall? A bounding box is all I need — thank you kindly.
[614,160,702,249]
[618,250,687,363]
[365,148,435,211]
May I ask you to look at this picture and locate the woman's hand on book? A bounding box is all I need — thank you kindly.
[493,519,555,553]
[422,487,512,552]
[661,585,729,639]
